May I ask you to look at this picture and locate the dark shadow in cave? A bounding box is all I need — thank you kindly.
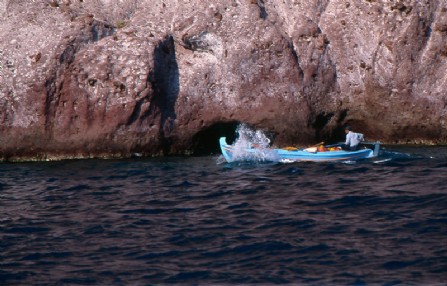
[312,110,349,143]
[191,121,240,155]
[312,112,334,141]
[330,109,349,143]
[328,125,347,143]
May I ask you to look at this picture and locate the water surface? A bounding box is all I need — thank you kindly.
[0,147,446,285]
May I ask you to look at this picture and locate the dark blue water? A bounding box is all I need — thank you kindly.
[1,147,446,285]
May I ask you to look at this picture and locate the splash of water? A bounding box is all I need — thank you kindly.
[229,124,279,162]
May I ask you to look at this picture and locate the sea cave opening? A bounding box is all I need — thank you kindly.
[191,121,240,155]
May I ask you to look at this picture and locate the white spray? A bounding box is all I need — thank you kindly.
[229,124,279,162]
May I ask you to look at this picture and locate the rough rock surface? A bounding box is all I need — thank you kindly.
[0,0,446,161]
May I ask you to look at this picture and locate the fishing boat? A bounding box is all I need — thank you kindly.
[219,137,381,163]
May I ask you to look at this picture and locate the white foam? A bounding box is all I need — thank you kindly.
[229,124,279,162]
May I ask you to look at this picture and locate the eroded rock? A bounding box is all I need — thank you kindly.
[0,0,446,161]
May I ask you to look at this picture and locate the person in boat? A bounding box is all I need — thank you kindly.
[343,125,364,151]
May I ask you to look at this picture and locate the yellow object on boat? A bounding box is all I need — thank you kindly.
[283,146,298,151]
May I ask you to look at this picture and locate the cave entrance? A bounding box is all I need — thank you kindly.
[191,121,240,155]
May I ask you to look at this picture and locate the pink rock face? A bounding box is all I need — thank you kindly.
[0,0,446,161]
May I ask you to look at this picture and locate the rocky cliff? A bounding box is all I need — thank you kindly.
[0,0,446,161]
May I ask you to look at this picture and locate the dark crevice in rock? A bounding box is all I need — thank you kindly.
[425,26,432,38]
[44,76,60,134]
[59,44,76,65]
[338,109,348,123]
[256,0,268,20]
[288,41,299,65]
[126,97,146,126]
[151,35,180,154]
[191,121,240,155]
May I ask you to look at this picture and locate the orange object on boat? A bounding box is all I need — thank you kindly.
[317,145,328,152]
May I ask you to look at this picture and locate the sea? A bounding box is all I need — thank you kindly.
[0,129,446,285]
